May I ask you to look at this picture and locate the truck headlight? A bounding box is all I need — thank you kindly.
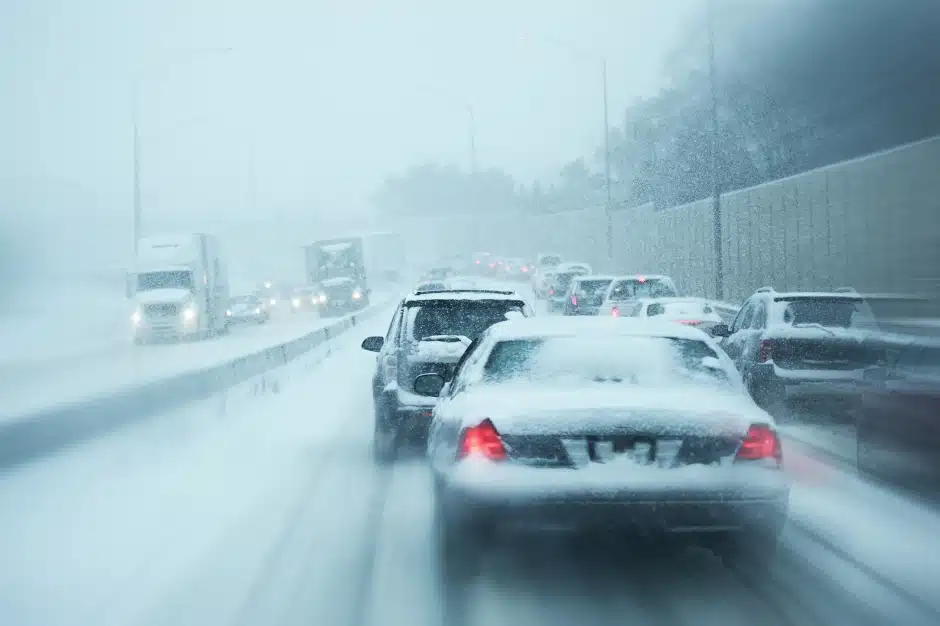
[318,294,327,303]
[269,298,277,306]
[292,298,301,307]
[131,310,142,325]
[226,309,232,317]
[182,306,198,322]
[352,290,362,300]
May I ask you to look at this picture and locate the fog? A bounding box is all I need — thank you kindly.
[1,0,697,288]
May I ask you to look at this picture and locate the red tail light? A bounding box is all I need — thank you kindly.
[489,263,495,268]
[758,339,775,363]
[736,424,782,463]
[475,259,480,265]
[548,287,554,296]
[521,266,528,272]
[570,295,578,306]
[611,307,619,317]
[676,319,701,325]
[458,419,507,461]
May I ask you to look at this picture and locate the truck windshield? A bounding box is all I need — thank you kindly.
[137,271,193,291]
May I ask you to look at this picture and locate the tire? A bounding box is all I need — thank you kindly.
[373,406,398,465]
[712,529,780,576]
[435,498,484,589]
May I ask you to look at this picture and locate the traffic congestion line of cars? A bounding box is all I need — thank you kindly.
[361,264,791,586]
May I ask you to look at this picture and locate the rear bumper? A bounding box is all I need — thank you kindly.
[439,463,789,535]
[379,387,436,441]
[751,362,864,400]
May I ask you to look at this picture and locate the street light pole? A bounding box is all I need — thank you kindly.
[468,106,478,174]
[602,57,613,266]
[707,0,724,300]
[132,81,142,256]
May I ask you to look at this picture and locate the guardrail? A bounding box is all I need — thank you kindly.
[0,298,395,472]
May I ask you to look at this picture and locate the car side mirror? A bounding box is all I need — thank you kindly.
[710,323,731,338]
[414,372,446,397]
[361,336,384,352]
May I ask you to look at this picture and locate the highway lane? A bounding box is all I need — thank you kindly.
[0,299,936,626]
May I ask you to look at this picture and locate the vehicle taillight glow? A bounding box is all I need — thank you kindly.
[570,295,577,306]
[758,339,775,363]
[475,259,480,265]
[611,307,619,317]
[548,287,554,296]
[736,424,782,463]
[521,266,528,272]
[458,419,507,461]
[636,275,646,283]
[489,263,495,268]
[676,319,700,325]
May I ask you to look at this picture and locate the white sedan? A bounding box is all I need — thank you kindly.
[608,297,725,335]
[416,316,789,584]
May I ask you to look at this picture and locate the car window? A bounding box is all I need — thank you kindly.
[777,297,874,328]
[554,271,588,294]
[573,279,614,299]
[539,255,563,267]
[608,278,678,301]
[739,302,755,329]
[751,301,768,329]
[729,299,750,332]
[385,303,403,343]
[481,335,731,386]
[404,300,526,342]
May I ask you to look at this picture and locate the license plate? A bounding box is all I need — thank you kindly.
[561,438,683,467]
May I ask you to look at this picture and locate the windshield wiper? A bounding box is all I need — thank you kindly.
[791,322,837,336]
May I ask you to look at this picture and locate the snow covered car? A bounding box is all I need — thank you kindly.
[360,289,534,463]
[546,262,592,312]
[532,253,563,298]
[416,317,789,581]
[289,286,321,313]
[414,280,449,294]
[225,295,269,324]
[562,275,616,316]
[612,297,724,335]
[597,274,680,316]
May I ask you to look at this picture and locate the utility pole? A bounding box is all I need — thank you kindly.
[602,57,613,267]
[707,0,724,300]
[132,81,142,256]
[468,106,478,174]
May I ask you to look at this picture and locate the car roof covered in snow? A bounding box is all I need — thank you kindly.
[571,274,618,282]
[609,274,673,282]
[404,289,522,304]
[487,316,711,342]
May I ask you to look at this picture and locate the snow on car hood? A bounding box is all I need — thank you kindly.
[134,288,191,305]
[406,335,472,364]
[447,383,765,436]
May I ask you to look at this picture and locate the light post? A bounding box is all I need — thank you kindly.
[131,47,233,254]
[707,0,724,300]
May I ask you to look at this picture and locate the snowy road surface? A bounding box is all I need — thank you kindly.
[0,291,393,421]
[0,301,938,626]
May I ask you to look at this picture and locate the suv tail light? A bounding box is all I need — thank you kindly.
[611,306,619,317]
[548,287,554,296]
[735,424,782,463]
[570,295,578,306]
[457,419,507,461]
[382,354,398,383]
[758,339,775,363]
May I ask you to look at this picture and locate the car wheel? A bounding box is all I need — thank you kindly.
[712,529,780,577]
[373,412,398,465]
[434,499,485,589]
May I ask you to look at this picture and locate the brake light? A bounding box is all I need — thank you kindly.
[382,354,398,382]
[475,259,480,265]
[548,287,554,296]
[571,295,577,306]
[758,339,775,363]
[489,263,495,268]
[611,307,619,317]
[457,419,507,461]
[676,319,700,325]
[736,424,782,463]
[521,266,528,272]
[636,275,646,283]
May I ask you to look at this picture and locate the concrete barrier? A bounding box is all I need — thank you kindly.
[0,298,395,472]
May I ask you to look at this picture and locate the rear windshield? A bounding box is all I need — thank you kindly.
[608,278,677,301]
[539,255,562,267]
[416,282,447,292]
[482,336,729,386]
[554,271,589,293]
[647,300,714,317]
[776,297,873,328]
[405,300,526,342]
[573,279,614,298]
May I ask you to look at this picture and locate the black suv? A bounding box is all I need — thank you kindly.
[361,289,533,463]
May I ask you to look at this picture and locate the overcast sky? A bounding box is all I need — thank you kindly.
[1,0,699,275]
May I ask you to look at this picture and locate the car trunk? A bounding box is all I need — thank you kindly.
[493,409,746,469]
[768,329,877,370]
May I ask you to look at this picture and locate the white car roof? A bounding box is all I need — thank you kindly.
[572,274,618,282]
[610,274,673,282]
[404,290,522,304]
[488,316,711,342]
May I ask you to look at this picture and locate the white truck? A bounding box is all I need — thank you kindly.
[128,234,230,343]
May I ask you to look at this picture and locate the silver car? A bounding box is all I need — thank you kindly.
[415,316,790,583]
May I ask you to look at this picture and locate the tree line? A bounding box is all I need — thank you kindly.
[374,0,940,217]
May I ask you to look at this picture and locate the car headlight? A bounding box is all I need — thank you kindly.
[269,298,277,306]
[292,298,301,307]
[182,306,198,322]
[131,310,142,325]
[226,309,232,317]
[254,308,261,314]
[352,290,362,300]
[318,294,327,303]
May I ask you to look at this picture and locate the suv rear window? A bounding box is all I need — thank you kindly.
[554,271,589,293]
[539,255,563,267]
[776,297,874,328]
[404,300,526,342]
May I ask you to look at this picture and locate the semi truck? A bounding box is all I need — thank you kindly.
[128,233,230,343]
[301,232,404,317]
